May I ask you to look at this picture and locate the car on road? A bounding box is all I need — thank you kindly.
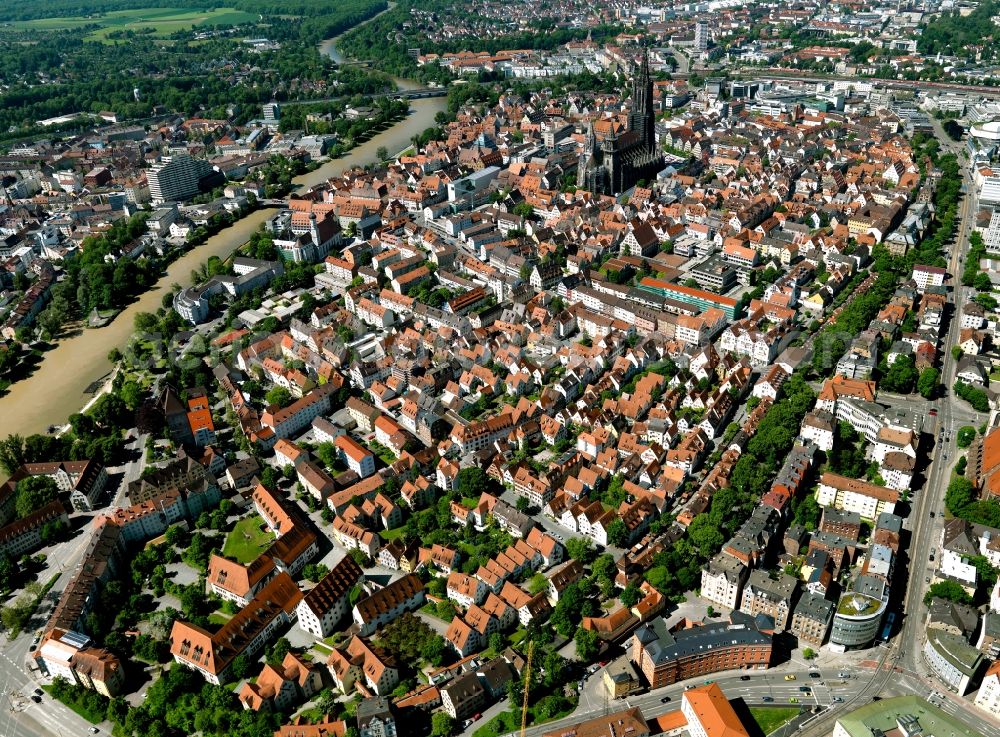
[30,695,41,703]
[660,696,671,704]
[762,696,774,702]
[809,672,821,679]
[740,676,751,681]
[789,697,799,704]
[34,688,42,697]
[784,675,796,681]
[799,686,812,693]
[926,577,931,583]
[929,407,938,416]
[930,511,935,518]
[833,697,844,703]
[90,729,100,735]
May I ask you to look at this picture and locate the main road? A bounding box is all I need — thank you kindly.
[792,109,988,737]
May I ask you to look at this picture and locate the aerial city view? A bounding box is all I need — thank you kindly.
[6,0,1000,736]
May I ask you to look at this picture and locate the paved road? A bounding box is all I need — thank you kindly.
[793,108,991,737]
[512,668,868,737]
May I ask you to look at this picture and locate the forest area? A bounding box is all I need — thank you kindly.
[0,0,389,143]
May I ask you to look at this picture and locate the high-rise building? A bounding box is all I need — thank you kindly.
[695,22,709,52]
[263,101,281,125]
[147,154,212,203]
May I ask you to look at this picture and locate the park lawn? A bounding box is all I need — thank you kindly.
[223,516,273,563]
[381,526,407,541]
[474,711,519,737]
[10,7,256,41]
[750,707,799,735]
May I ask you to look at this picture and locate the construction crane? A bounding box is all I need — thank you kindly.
[520,640,535,737]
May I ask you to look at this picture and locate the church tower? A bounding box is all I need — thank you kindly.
[629,50,655,153]
[577,119,597,189]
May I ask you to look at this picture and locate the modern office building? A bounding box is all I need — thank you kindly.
[148,154,213,203]
[638,277,741,319]
[829,576,888,652]
[923,628,983,694]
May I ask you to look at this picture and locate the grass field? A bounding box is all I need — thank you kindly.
[749,707,799,735]
[10,7,257,42]
[222,515,273,563]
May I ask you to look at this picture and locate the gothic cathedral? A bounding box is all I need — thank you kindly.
[577,52,665,196]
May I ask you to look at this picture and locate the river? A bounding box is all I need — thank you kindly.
[0,96,445,442]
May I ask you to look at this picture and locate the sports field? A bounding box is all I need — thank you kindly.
[10,7,257,42]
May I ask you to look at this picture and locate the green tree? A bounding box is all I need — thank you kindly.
[687,514,724,557]
[265,386,292,408]
[133,312,159,333]
[881,355,917,394]
[528,572,548,595]
[455,467,488,499]
[266,636,291,666]
[229,653,251,681]
[435,600,456,621]
[488,632,506,654]
[512,202,534,218]
[0,434,26,475]
[923,580,974,606]
[566,537,596,564]
[15,474,58,518]
[0,554,17,593]
[619,580,641,607]
[917,367,940,399]
[431,713,455,737]
[957,426,977,448]
[574,626,600,661]
[605,518,629,547]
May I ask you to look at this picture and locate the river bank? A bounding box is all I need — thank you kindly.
[0,95,445,442]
